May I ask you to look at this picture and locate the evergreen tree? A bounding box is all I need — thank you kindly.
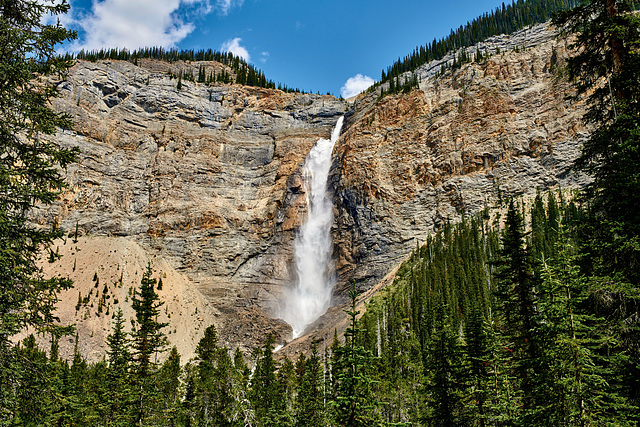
[192,324,237,426]
[12,335,50,425]
[421,309,469,427]
[155,346,182,426]
[483,313,519,426]
[67,342,92,425]
[231,347,254,426]
[331,285,379,427]
[0,0,77,420]
[535,227,636,425]
[555,0,640,413]
[296,345,326,426]
[131,263,168,425]
[132,264,168,376]
[464,307,491,426]
[555,0,640,284]
[275,356,296,426]
[105,308,133,426]
[494,199,541,416]
[249,334,281,426]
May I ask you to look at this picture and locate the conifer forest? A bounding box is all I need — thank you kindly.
[1,0,639,425]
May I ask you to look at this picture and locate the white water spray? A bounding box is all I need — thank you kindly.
[280,116,344,338]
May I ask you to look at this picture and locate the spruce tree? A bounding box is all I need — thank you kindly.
[249,334,280,426]
[275,356,296,426]
[494,200,542,418]
[555,0,640,413]
[155,346,182,426]
[193,324,236,426]
[13,335,50,424]
[104,308,132,426]
[555,0,640,284]
[331,285,379,427]
[421,308,469,427]
[0,1,77,421]
[296,345,326,426]
[131,263,168,425]
[534,227,637,425]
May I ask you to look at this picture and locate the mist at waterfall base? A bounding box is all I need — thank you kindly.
[280,117,344,338]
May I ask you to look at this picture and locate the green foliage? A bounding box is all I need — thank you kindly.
[0,0,77,341]
[249,333,287,426]
[330,285,380,427]
[554,0,640,415]
[356,190,639,425]
[131,263,168,424]
[421,311,470,427]
[104,308,133,426]
[154,347,183,425]
[5,191,638,426]
[296,345,326,426]
[188,324,242,426]
[0,0,78,422]
[555,0,640,285]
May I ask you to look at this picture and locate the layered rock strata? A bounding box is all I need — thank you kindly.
[35,58,345,359]
[331,22,588,303]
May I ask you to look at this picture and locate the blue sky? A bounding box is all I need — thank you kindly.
[61,0,507,97]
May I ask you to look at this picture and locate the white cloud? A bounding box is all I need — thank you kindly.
[221,37,250,62]
[69,0,214,51]
[216,0,243,16]
[259,51,269,64]
[340,74,375,99]
[67,0,244,52]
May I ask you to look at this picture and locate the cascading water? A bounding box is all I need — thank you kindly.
[280,116,344,338]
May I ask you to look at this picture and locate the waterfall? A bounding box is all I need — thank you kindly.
[280,116,344,338]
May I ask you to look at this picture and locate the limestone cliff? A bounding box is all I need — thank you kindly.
[34,22,589,360]
[332,23,587,296]
[35,57,345,359]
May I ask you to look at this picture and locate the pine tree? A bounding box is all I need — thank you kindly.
[494,199,542,417]
[464,307,491,426]
[193,324,237,426]
[331,285,379,427]
[13,335,50,424]
[177,71,183,91]
[131,263,168,425]
[67,342,92,425]
[155,346,182,426]
[249,334,280,426]
[232,347,254,426]
[555,0,640,284]
[483,313,519,425]
[296,345,326,426]
[0,0,77,419]
[421,308,470,427]
[275,356,296,426]
[555,0,640,413]
[105,308,132,426]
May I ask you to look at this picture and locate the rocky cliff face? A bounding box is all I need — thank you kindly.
[330,22,588,303]
[35,57,345,359]
[35,22,589,360]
